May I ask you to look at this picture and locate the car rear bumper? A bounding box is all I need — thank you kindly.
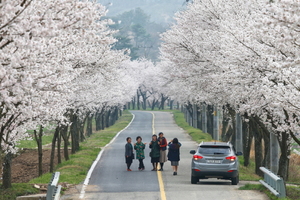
[191,169,238,179]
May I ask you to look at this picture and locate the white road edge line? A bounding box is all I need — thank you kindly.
[79,112,136,199]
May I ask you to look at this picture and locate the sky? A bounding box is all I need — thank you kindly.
[97,0,186,24]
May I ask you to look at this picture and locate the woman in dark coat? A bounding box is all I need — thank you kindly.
[125,137,134,171]
[149,134,160,171]
[168,138,181,175]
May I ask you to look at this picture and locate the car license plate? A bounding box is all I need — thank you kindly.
[206,159,222,164]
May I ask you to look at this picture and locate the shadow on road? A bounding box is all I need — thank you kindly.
[197,180,232,185]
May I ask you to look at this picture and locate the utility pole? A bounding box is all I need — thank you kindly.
[235,113,243,153]
[270,131,279,174]
[201,104,207,133]
[213,105,219,141]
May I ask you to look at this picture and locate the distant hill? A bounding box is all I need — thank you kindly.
[98,0,186,24]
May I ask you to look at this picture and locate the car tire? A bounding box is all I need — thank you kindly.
[191,176,198,184]
[231,175,239,185]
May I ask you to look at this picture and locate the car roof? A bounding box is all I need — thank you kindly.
[198,141,231,147]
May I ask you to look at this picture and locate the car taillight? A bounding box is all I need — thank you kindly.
[226,156,236,161]
[193,155,203,160]
[228,170,234,172]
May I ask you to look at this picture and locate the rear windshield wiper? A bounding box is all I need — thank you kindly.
[214,152,224,154]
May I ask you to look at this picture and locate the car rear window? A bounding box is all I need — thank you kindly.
[198,145,231,155]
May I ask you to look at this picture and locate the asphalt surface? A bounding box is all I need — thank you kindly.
[62,111,269,200]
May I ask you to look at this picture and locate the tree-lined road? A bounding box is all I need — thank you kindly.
[63,111,268,200]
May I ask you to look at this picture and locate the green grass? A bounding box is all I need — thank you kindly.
[171,110,212,143]
[238,156,261,181]
[17,126,56,149]
[0,110,132,198]
[29,110,133,185]
[239,184,300,200]
[171,110,262,181]
[0,183,39,200]
[17,135,54,149]
[239,184,277,199]
[129,108,212,143]
[286,186,300,200]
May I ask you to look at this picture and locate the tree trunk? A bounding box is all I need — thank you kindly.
[151,99,157,110]
[57,131,62,164]
[221,113,231,142]
[0,114,20,189]
[115,107,119,121]
[50,126,60,173]
[160,94,168,110]
[86,114,93,137]
[262,130,270,168]
[277,131,290,181]
[137,90,140,110]
[61,125,69,161]
[2,152,12,189]
[79,117,86,142]
[142,95,147,110]
[70,113,80,154]
[243,119,253,167]
[207,105,214,137]
[101,112,105,130]
[169,100,174,110]
[226,105,236,147]
[197,105,202,130]
[34,125,43,176]
[111,107,118,125]
[254,127,264,177]
[131,96,136,110]
[95,112,101,131]
[106,109,111,128]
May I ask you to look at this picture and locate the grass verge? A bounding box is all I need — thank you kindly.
[238,156,261,181]
[171,110,261,181]
[170,109,300,199]
[17,126,56,149]
[17,135,54,149]
[0,183,39,200]
[171,110,212,143]
[0,110,133,199]
[29,110,132,185]
[239,184,300,200]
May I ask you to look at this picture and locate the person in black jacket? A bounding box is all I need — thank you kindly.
[149,134,160,171]
[167,138,181,175]
[125,137,134,171]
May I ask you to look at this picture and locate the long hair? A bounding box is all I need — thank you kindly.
[172,138,180,149]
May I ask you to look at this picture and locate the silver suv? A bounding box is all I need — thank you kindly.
[190,142,242,185]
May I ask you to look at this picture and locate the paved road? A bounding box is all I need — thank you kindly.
[62,111,268,200]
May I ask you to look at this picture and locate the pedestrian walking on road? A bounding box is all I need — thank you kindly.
[125,137,134,171]
[168,138,181,175]
[149,134,160,171]
[134,136,146,171]
[158,132,168,171]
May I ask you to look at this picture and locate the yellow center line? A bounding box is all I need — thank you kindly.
[151,112,167,200]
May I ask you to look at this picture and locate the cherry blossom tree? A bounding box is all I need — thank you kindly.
[0,0,132,188]
[159,0,300,180]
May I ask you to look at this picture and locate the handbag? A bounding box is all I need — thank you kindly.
[131,153,135,159]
